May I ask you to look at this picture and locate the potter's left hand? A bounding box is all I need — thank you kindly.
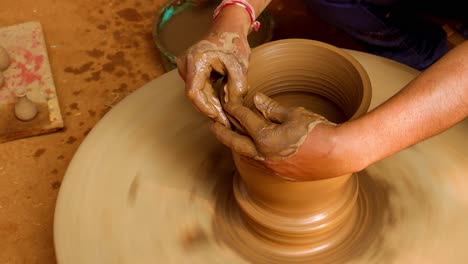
[176,33,250,127]
[211,93,360,180]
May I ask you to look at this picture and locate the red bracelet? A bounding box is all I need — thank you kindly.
[213,0,261,32]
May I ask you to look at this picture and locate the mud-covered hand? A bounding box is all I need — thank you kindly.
[211,93,357,181]
[211,92,334,159]
[177,31,250,127]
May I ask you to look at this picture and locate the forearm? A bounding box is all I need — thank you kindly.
[209,0,272,36]
[338,41,468,169]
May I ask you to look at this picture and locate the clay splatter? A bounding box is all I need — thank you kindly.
[66,136,77,144]
[102,63,114,72]
[88,110,96,117]
[102,52,131,73]
[51,169,58,174]
[83,128,92,137]
[86,49,105,58]
[116,8,143,22]
[51,181,61,189]
[69,103,79,111]
[113,31,123,41]
[116,83,128,93]
[85,71,101,82]
[115,70,126,77]
[140,32,153,42]
[57,155,65,160]
[64,62,94,74]
[141,73,150,82]
[34,148,46,158]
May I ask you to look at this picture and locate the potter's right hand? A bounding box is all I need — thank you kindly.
[211,93,363,180]
[211,93,334,160]
[176,15,251,127]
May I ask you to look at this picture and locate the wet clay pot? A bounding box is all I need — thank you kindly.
[231,39,372,259]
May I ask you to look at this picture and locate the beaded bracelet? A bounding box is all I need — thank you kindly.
[213,0,261,32]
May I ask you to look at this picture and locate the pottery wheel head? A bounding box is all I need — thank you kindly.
[54,40,468,264]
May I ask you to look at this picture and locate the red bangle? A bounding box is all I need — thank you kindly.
[213,0,261,32]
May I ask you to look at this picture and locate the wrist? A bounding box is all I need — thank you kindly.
[333,122,371,173]
[210,5,251,36]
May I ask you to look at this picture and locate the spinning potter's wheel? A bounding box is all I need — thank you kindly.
[54,48,468,263]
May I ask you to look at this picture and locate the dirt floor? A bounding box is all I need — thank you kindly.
[0,0,362,263]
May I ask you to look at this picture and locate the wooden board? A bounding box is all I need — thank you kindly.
[0,21,63,143]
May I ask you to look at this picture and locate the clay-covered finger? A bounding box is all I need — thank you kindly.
[186,83,217,116]
[210,122,262,159]
[203,83,230,127]
[224,103,269,137]
[186,55,229,126]
[253,93,289,123]
[221,54,248,105]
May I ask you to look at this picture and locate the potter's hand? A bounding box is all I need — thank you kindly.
[177,29,250,127]
[212,93,358,180]
[212,92,333,159]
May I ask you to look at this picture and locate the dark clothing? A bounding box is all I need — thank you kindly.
[305,0,467,70]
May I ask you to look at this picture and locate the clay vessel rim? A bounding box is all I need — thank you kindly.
[249,38,372,120]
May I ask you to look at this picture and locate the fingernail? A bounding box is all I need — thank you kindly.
[253,155,265,161]
[253,93,260,102]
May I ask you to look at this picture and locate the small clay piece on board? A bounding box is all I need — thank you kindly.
[0,22,64,143]
[14,95,38,121]
[0,45,10,71]
[0,71,4,87]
